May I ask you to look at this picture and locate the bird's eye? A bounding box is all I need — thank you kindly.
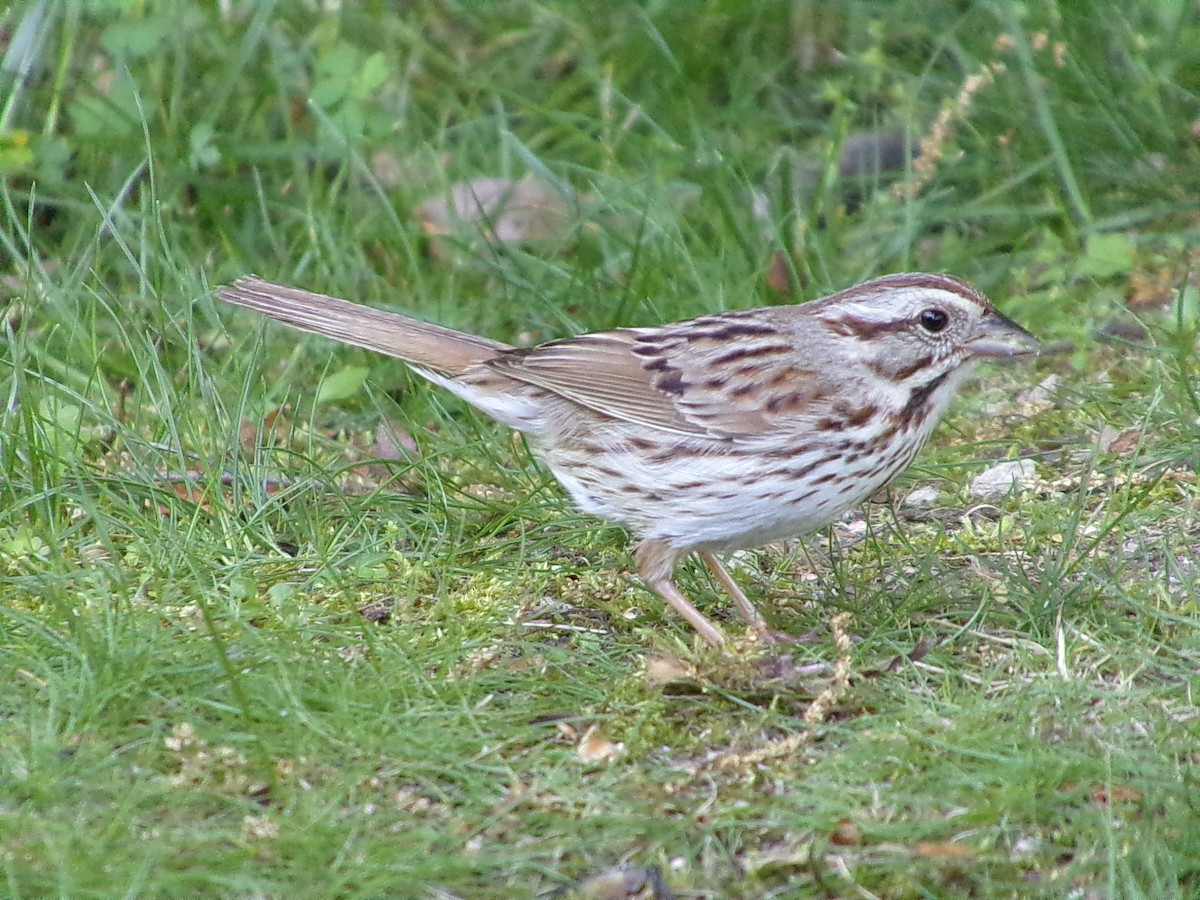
[919,308,950,334]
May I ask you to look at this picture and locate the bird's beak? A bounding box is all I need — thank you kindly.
[968,311,1039,359]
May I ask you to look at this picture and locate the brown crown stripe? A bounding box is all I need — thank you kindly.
[832,272,990,308]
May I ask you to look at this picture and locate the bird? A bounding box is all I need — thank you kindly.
[217,272,1037,645]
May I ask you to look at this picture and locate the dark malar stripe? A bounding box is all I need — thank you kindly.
[900,370,952,424]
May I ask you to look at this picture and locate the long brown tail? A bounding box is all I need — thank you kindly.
[215,276,510,375]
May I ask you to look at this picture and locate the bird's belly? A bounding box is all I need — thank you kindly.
[542,433,925,553]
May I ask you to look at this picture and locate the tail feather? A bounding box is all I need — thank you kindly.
[216,276,509,375]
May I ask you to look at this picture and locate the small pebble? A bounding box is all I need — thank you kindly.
[969,460,1038,500]
[1020,374,1061,410]
[903,485,940,508]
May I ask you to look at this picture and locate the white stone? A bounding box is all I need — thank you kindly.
[903,485,940,508]
[969,460,1038,500]
[1020,374,1061,409]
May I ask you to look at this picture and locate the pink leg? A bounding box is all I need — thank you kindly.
[636,540,726,646]
[700,552,800,644]
[699,552,766,631]
[647,577,727,646]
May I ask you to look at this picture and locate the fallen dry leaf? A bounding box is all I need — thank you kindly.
[1090,784,1143,805]
[968,459,1038,500]
[1126,267,1177,310]
[238,404,293,453]
[374,418,418,461]
[358,601,393,624]
[643,654,699,688]
[764,249,797,294]
[577,725,624,764]
[1102,426,1142,457]
[417,175,579,258]
[573,865,671,899]
[914,841,974,860]
[830,818,861,846]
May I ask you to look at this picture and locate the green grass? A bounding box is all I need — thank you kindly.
[2,1,1199,896]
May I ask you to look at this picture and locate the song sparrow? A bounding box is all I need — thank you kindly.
[217,273,1037,645]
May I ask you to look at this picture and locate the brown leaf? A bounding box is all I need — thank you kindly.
[358,601,393,624]
[1126,267,1177,310]
[238,404,292,453]
[417,175,577,250]
[577,725,624,764]
[765,249,797,294]
[347,419,423,492]
[1102,426,1141,457]
[574,865,670,900]
[149,470,290,516]
[1090,784,1142,805]
[166,478,211,510]
[830,818,861,846]
[374,418,418,461]
[914,841,973,859]
[643,654,699,688]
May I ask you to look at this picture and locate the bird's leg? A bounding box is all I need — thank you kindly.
[635,540,727,646]
[700,551,800,645]
[698,552,766,631]
[649,578,728,646]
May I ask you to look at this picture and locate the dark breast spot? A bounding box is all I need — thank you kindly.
[784,458,826,480]
[832,402,876,428]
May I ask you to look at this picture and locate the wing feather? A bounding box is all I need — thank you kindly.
[486,333,699,435]
[484,317,837,439]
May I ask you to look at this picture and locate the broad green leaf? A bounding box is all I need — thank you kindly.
[1078,233,1135,279]
[315,366,370,404]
